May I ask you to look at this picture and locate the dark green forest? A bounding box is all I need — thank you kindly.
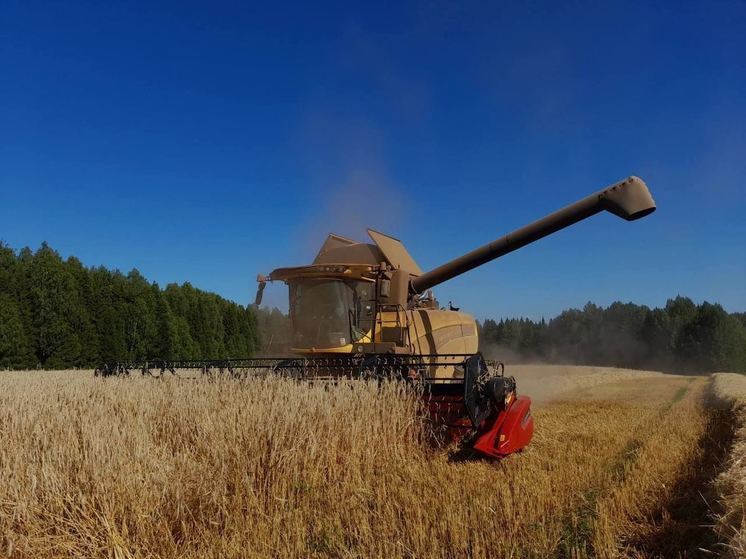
[1,242,744,372]
[480,299,746,373]
[0,242,262,368]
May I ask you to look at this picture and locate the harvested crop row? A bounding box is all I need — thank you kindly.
[588,378,716,557]
[539,377,713,558]
[712,373,746,559]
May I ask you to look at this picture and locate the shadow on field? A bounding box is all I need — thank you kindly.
[447,445,527,464]
[447,447,491,463]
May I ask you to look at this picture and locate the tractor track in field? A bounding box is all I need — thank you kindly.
[557,398,677,558]
[556,377,738,558]
[622,385,737,558]
[556,377,722,558]
[557,436,646,558]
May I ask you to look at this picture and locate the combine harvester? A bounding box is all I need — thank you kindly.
[98,177,656,458]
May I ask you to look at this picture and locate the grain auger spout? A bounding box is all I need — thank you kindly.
[410,176,656,294]
[98,176,656,460]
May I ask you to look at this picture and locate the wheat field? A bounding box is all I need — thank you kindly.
[712,373,746,559]
[0,367,738,558]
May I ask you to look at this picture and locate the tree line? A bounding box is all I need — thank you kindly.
[480,298,746,373]
[0,242,263,368]
[2,242,744,373]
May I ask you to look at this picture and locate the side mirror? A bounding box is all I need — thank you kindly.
[254,275,267,307]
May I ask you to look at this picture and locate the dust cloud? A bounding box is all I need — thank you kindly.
[505,364,672,406]
[305,167,409,247]
[293,111,412,253]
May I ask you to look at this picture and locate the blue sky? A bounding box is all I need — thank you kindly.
[2,1,745,320]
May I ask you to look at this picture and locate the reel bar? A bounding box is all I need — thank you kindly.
[94,353,505,383]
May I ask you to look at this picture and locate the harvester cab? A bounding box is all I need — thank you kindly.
[260,229,477,362]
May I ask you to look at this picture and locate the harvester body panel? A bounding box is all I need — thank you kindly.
[366,228,423,276]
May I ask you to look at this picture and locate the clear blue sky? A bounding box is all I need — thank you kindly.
[2,1,745,320]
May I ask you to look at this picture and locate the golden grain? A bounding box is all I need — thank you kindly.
[712,373,746,559]
[0,369,728,558]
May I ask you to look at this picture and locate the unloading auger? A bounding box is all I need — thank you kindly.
[98,176,656,458]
